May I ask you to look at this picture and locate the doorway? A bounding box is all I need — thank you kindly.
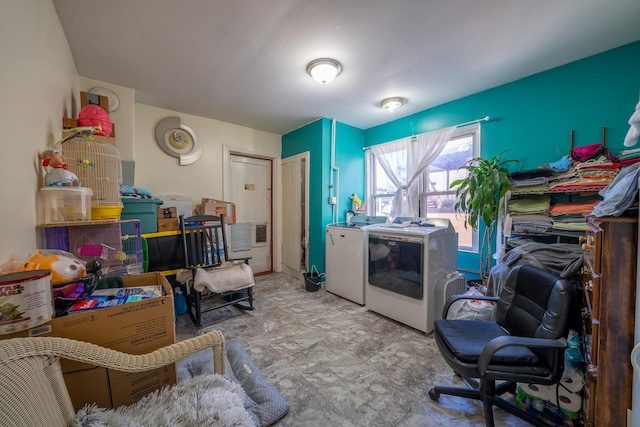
[281,153,309,278]
[226,153,274,275]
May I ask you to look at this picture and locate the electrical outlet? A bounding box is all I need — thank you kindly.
[329,196,337,205]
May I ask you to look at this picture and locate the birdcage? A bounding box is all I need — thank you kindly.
[62,137,122,220]
[41,220,143,276]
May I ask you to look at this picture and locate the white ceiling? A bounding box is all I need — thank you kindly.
[53,0,640,135]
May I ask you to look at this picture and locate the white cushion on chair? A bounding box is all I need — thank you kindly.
[193,263,255,293]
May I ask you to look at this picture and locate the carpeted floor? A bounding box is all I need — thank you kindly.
[175,272,532,427]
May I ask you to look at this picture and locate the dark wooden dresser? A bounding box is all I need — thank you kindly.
[582,216,638,426]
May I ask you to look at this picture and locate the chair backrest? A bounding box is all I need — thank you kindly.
[0,344,75,427]
[495,264,574,342]
[495,265,575,372]
[180,214,229,268]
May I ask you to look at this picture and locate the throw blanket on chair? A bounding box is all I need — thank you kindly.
[176,262,255,293]
[75,374,256,427]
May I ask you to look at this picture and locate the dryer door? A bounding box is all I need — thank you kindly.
[368,233,424,300]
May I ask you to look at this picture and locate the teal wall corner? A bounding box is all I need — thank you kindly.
[283,118,366,274]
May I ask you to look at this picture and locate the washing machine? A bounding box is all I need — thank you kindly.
[365,218,458,333]
[325,216,387,305]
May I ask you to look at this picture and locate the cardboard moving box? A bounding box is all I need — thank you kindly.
[158,217,179,231]
[200,198,236,224]
[0,272,176,411]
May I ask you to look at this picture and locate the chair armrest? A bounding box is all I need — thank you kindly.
[477,335,567,375]
[442,294,498,319]
[0,330,226,376]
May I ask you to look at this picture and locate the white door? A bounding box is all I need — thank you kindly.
[281,154,308,277]
[228,155,272,274]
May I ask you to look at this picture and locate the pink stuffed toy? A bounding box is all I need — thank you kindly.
[78,104,112,136]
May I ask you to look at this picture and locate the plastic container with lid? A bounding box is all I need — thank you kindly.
[40,187,93,224]
[121,198,163,234]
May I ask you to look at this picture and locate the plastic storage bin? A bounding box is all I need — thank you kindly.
[40,187,93,224]
[121,198,163,234]
[158,195,193,219]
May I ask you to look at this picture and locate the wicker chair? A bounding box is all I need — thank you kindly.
[0,330,225,427]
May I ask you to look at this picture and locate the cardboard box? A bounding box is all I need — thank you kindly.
[200,198,236,224]
[158,217,179,232]
[158,207,177,219]
[0,273,176,411]
[158,195,193,219]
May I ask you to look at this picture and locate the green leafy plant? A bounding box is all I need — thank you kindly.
[450,152,519,281]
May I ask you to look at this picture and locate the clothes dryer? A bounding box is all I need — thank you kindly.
[365,218,458,333]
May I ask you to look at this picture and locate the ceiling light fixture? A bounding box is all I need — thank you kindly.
[380,97,406,112]
[307,58,342,85]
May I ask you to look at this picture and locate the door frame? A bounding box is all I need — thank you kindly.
[281,151,310,279]
[222,144,281,273]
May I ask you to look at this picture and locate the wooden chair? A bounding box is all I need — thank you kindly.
[179,214,255,328]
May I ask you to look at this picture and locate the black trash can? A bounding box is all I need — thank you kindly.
[304,273,322,292]
[303,266,323,292]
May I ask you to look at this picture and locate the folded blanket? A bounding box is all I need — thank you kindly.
[510,168,553,180]
[510,176,549,188]
[177,262,255,293]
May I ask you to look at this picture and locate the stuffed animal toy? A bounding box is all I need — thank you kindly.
[18,250,86,284]
[41,149,80,187]
[78,104,112,136]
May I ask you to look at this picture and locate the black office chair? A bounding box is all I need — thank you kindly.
[428,264,575,427]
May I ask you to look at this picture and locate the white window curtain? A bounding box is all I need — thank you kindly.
[371,125,457,218]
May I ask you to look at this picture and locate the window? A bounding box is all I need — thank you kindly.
[367,124,479,251]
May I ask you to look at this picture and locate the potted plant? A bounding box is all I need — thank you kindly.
[450,152,519,282]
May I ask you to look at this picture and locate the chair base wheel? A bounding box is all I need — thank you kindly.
[428,388,440,401]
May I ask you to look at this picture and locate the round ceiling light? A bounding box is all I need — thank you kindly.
[380,97,406,112]
[307,58,342,85]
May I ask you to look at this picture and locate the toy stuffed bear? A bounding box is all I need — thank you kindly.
[41,149,79,187]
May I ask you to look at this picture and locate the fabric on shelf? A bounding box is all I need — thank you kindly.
[551,222,589,232]
[591,162,640,217]
[507,195,551,215]
[509,185,550,195]
[510,168,553,180]
[548,199,601,216]
[509,176,549,188]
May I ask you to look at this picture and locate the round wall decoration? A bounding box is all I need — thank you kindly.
[88,87,120,113]
[154,116,202,165]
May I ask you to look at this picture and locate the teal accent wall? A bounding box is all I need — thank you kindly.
[282,118,328,273]
[334,121,366,220]
[365,40,640,276]
[283,41,640,278]
[282,119,365,274]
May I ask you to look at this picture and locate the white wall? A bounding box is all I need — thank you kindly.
[0,1,282,270]
[0,1,78,266]
[78,77,136,162]
[134,103,281,208]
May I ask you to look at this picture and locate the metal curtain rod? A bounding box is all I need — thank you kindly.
[362,115,491,151]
